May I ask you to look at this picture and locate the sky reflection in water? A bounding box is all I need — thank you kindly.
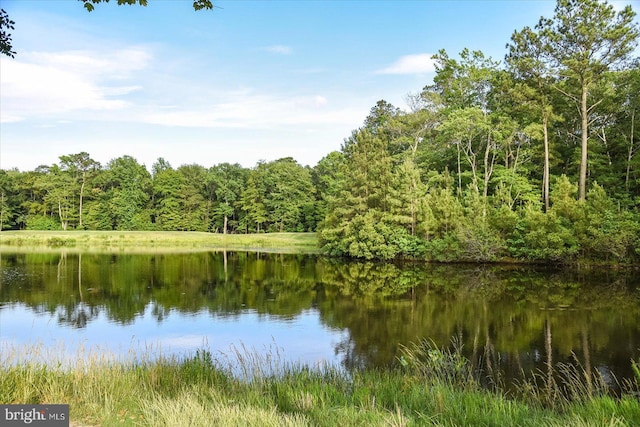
[1,302,347,370]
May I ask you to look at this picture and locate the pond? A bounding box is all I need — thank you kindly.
[1,250,639,389]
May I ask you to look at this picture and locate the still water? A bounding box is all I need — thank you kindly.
[1,251,639,386]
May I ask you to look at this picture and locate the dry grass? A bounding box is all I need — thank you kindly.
[140,387,308,427]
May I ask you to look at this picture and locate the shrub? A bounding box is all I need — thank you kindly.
[26,215,60,230]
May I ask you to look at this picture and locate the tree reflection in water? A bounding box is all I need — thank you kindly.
[1,251,639,388]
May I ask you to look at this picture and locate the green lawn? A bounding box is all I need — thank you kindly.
[0,230,319,254]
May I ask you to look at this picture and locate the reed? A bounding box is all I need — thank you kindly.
[1,342,638,426]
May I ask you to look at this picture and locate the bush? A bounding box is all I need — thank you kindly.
[508,206,578,262]
[26,215,60,230]
[424,232,465,262]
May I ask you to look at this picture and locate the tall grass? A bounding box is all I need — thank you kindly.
[633,358,640,385]
[1,341,639,426]
[398,338,476,390]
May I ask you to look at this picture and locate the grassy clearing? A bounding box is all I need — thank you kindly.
[1,342,638,426]
[0,231,319,254]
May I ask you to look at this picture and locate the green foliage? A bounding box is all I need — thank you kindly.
[58,152,100,229]
[2,1,640,263]
[208,163,246,234]
[0,8,15,58]
[104,156,154,230]
[255,158,316,233]
[362,99,401,135]
[238,172,267,233]
[633,358,640,385]
[312,151,345,228]
[581,184,640,262]
[25,215,60,230]
[508,204,578,262]
[152,161,209,232]
[83,198,114,230]
[536,0,639,200]
[334,212,400,260]
[80,0,214,13]
[0,170,19,230]
[423,232,465,262]
[400,339,476,389]
[549,175,582,222]
[491,166,539,210]
[319,129,399,258]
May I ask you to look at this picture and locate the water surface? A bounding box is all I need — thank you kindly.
[1,251,639,387]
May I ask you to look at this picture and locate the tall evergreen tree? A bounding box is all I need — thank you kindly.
[506,28,563,211]
[535,0,639,200]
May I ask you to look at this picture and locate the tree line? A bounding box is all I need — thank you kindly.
[318,0,640,263]
[1,0,639,264]
[0,155,318,235]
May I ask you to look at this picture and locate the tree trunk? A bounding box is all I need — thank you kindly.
[483,134,491,199]
[59,200,68,231]
[0,193,4,231]
[463,137,479,194]
[582,328,593,396]
[223,214,228,235]
[79,176,86,228]
[456,143,462,195]
[223,249,228,283]
[579,84,589,201]
[543,113,550,212]
[483,133,496,201]
[78,253,83,302]
[545,318,555,401]
[626,109,635,189]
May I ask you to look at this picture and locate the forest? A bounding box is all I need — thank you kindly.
[1,0,639,264]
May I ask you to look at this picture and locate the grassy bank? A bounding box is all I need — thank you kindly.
[1,342,638,426]
[0,231,319,254]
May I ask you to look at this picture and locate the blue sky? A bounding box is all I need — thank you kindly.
[0,0,636,172]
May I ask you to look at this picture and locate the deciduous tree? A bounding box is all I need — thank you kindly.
[59,152,100,229]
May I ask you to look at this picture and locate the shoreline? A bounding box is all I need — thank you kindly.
[0,230,320,254]
[2,231,638,268]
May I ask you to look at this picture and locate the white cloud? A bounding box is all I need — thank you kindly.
[0,47,152,123]
[295,95,328,108]
[0,43,361,136]
[30,48,150,78]
[0,114,23,124]
[376,53,436,75]
[141,93,361,130]
[0,39,365,172]
[265,45,293,55]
